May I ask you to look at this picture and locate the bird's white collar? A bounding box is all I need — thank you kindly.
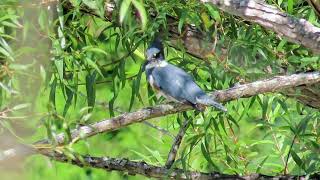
[145,60,168,69]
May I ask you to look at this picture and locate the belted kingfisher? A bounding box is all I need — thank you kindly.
[144,39,227,112]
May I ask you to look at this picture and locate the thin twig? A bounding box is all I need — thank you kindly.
[143,121,175,139]
[165,119,190,168]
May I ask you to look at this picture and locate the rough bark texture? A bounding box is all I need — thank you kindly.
[1,71,319,178]
[202,0,320,53]
[34,72,320,146]
[36,150,320,180]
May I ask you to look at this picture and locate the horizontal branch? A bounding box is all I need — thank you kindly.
[39,150,320,180]
[201,0,320,54]
[1,72,320,178]
[37,71,320,146]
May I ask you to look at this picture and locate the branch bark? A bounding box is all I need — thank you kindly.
[201,0,320,54]
[36,150,320,180]
[1,72,320,178]
[36,71,320,146]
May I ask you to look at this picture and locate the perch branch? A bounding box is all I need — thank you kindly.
[1,72,319,162]
[34,71,320,146]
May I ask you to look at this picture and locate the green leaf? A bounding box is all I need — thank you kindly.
[178,12,187,34]
[12,103,31,111]
[63,86,74,116]
[55,59,64,81]
[200,142,220,171]
[129,80,136,112]
[119,0,132,24]
[85,57,104,77]
[0,46,14,61]
[132,0,148,30]
[82,46,108,56]
[291,150,305,171]
[86,72,96,112]
[287,0,293,14]
[145,146,164,164]
[205,4,221,23]
[256,156,269,173]
[49,78,57,110]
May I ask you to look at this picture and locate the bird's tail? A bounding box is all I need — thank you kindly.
[196,95,227,112]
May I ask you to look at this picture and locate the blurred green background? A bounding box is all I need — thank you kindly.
[0,0,319,179]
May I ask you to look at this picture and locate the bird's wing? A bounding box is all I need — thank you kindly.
[151,63,206,104]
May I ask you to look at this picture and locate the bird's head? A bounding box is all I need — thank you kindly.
[146,38,164,62]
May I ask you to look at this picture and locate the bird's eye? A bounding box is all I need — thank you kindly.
[153,53,160,58]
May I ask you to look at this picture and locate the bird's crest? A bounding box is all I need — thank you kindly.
[146,37,165,61]
[149,37,163,52]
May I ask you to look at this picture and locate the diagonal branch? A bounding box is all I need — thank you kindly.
[165,119,190,168]
[35,71,320,146]
[34,71,320,146]
[201,0,320,54]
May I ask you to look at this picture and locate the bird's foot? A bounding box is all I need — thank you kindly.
[191,103,206,112]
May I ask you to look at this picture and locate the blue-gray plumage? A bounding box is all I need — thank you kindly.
[144,39,227,112]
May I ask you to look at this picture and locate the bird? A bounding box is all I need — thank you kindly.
[144,38,227,112]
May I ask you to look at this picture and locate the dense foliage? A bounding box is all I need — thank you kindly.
[0,0,319,179]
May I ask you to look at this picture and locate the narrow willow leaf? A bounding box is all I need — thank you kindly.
[178,12,187,34]
[129,80,136,111]
[109,76,119,116]
[256,156,269,173]
[132,0,148,30]
[119,0,132,24]
[86,72,96,112]
[119,60,126,88]
[55,59,64,81]
[49,78,57,110]
[12,103,30,111]
[291,150,305,171]
[204,4,221,23]
[0,46,14,61]
[63,86,74,116]
[144,146,164,164]
[82,46,108,56]
[0,37,13,54]
[287,0,293,14]
[200,142,220,171]
[134,65,144,97]
[86,57,104,77]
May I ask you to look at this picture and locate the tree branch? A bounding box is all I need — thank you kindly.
[201,0,320,54]
[36,150,320,180]
[36,71,320,146]
[1,72,320,178]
